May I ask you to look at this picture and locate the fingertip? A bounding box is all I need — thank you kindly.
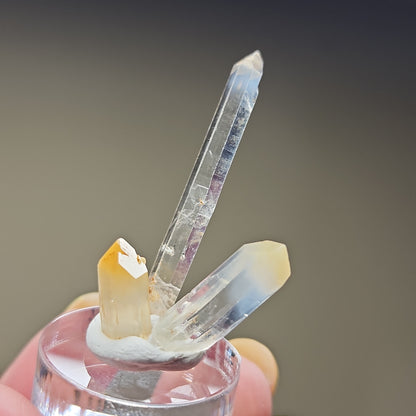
[233,357,272,416]
[230,338,279,394]
[63,292,99,313]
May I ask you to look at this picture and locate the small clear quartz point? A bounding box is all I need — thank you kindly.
[151,241,291,354]
[149,51,264,315]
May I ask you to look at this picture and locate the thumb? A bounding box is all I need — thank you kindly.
[0,332,41,400]
[0,384,42,416]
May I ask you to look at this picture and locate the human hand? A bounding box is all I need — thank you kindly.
[0,293,278,416]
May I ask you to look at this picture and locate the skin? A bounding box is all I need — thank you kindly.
[0,293,276,416]
[230,338,279,393]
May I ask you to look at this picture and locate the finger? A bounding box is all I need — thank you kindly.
[233,357,272,416]
[230,338,279,393]
[63,292,99,312]
[0,384,42,416]
[0,332,41,400]
[1,292,99,400]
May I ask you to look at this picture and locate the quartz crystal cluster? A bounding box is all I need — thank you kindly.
[95,238,290,361]
[88,51,292,366]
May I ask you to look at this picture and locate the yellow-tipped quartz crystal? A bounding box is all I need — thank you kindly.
[98,238,151,339]
[151,240,291,353]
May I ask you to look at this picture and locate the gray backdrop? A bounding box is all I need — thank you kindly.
[0,2,415,415]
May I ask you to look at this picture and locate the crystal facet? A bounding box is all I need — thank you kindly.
[98,238,151,339]
[151,241,290,353]
[149,51,264,315]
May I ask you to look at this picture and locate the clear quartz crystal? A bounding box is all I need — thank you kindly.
[149,51,264,315]
[151,241,291,353]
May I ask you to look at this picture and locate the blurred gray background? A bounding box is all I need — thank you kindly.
[0,1,415,415]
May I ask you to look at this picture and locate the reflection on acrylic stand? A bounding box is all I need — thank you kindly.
[32,307,240,416]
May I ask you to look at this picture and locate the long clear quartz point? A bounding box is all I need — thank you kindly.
[151,241,291,353]
[150,51,264,315]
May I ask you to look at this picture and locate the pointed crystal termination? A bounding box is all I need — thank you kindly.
[149,51,264,315]
[98,238,152,339]
[151,241,291,353]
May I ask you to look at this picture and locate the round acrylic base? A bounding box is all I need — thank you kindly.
[32,307,240,416]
